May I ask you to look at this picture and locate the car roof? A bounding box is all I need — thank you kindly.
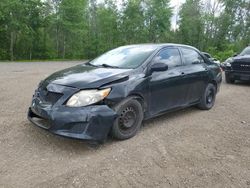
[122,43,200,51]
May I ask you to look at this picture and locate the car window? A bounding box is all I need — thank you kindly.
[203,53,211,58]
[90,45,157,69]
[153,48,182,68]
[240,46,250,56]
[181,48,204,65]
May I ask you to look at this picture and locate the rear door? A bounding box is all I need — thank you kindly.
[179,47,209,104]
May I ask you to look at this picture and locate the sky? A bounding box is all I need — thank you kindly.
[169,0,186,30]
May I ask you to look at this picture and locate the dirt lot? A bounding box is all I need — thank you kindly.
[0,61,250,188]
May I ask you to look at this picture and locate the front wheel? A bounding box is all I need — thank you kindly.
[111,97,143,140]
[197,83,216,110]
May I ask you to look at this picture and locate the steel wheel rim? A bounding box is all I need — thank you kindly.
[206,89,214,105]
[118,106,138,133]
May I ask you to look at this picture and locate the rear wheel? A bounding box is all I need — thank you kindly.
[197,83,216,110]
[111,97,143,140]
[225,74,235,84]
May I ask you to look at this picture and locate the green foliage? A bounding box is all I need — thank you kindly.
[144,0,172,42]
[120,0,148,44]
[207,45,236,62]
[0,0,249,61]
[178,0,204,48]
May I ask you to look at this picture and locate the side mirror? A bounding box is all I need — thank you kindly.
[233,53,238,57]
[150,62,168,72]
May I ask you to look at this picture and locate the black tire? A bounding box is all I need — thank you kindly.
[225,74,235,84]
[197,83,216,110]
[111,97,143,140]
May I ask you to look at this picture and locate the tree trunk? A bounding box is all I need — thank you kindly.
[29,47,32,60]
[63,34,66,59]
[56,25,59,58]
[10,31,14,61]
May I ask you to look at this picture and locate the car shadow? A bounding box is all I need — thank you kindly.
[142,106,201,130]
[25,122,101,152]
[25,106,203,151]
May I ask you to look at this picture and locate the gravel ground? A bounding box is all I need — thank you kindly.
[0,61,250,188]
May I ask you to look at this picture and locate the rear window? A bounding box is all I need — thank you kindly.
[203,53,211,58]
[181,48,204,65]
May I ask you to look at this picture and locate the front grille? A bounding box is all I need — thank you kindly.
[45,92,63,104]
[232,61,250,72]
[36,87,63,105]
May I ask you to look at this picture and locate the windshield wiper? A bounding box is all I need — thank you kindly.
[85,61,97,67]
[101,64,119,68]
[86,62,120,68]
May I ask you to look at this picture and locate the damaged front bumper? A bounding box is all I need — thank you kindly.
[27,83,117,142]
[28,104,117,142]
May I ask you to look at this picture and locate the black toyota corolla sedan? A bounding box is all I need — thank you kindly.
[28,44,222,143]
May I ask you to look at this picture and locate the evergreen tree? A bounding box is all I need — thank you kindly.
[0,0,249,61]
[178,0,204,49]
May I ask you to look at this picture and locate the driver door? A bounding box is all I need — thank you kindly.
[148,48,188,116]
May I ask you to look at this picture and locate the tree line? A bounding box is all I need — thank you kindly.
[0,0,249,61]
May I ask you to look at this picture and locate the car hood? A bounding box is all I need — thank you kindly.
[233,55,250,64]
[42,64,131,89]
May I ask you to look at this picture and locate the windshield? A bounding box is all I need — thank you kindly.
[89,46,157,69]
[240,47,250,56]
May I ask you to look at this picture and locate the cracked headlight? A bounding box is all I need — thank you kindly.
[66,88,111,107]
